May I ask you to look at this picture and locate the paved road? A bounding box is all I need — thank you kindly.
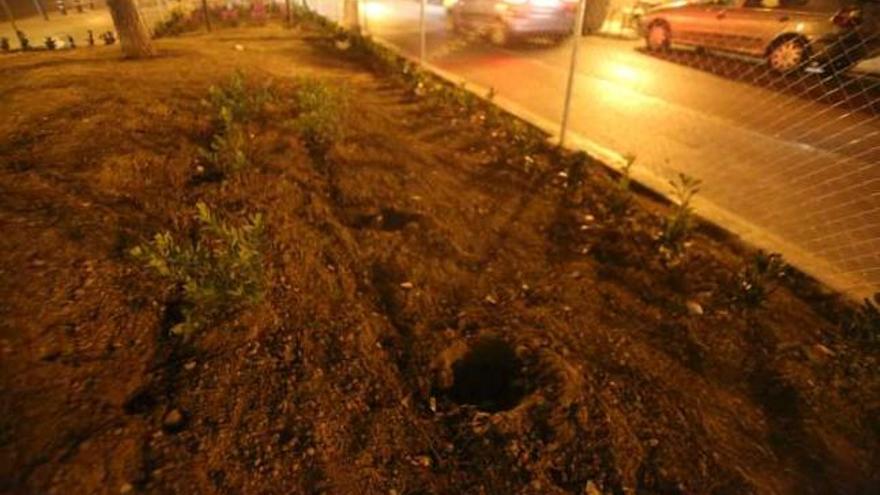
[348,0,880,298]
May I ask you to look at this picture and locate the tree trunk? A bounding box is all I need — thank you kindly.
[343,0,359,32]
[106,0,156,58]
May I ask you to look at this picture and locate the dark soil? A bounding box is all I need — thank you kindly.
[1,24,878,495]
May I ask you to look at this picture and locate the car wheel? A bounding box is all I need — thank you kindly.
[646,22,669,52]
[489,21,511,47]
[768,38,807,73]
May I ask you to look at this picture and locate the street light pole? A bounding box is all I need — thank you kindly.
[419,0,426,64]
[559,0,586,147]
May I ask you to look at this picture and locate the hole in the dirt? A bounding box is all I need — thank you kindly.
[449,337,525,412]
[160,299,185,337]
[350,208,421,231]
[378,208,421,231]
[123,387,158,415]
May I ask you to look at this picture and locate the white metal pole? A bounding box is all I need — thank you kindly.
[362,0,368,34]
[419,0,426,64]
[559,0,586,147]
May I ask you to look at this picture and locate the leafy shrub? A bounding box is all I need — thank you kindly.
[491,118,545,171]
[661,173,701,249]
[17,30,30,50]
[200,106,250,174]
[131,203,265,337]
[291,77,348,161]
[609,154,636,217]
[843,293,880,343]
[481,87,504,128]
[153,8,188,39]
[736,251,788,308]
[204,70,273,124]
[199,72,273,175]
[291,4,342,32]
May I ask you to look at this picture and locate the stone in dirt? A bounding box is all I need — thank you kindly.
[686,301,704,316]
[162,408,186,433]
[585,480,602,495]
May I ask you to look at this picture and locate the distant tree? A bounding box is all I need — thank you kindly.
[106,0,155,58]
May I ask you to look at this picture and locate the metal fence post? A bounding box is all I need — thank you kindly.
[559,0,586,147]
[362,0,369,35]
[419,0,426,64]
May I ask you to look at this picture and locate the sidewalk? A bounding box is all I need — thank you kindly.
[0,2,174,46]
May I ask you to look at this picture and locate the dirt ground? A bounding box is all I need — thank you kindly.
[1,22,878,495]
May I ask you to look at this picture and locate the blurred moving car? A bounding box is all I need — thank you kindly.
[445,0,579,45]
[639,0,880,72]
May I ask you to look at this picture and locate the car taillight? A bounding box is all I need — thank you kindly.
[833,5,862,28]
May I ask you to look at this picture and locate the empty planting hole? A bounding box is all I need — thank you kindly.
[349,207,421,231]
[449,337,525,412]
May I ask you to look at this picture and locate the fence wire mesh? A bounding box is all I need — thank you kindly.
[1,0,877,297]
[353,0,880,298]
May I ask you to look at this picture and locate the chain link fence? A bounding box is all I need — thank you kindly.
[341,0,879,299]
[2,0,877,298]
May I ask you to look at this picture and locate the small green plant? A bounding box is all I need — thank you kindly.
[152,8,187,39]
[844,293,880,343]
[736,251,788,307]
[199,72,273,175]
[131,202,265,337]
[481,87,504,129]
[609,154,636,217]
[204,70,273,124]
[400,64,429,96]
[200,106,250,173]
[661,173,701,249]
[291,77,348,161]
